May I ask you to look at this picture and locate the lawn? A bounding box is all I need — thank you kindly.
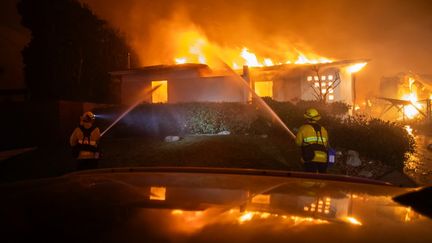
[0,135,303,183]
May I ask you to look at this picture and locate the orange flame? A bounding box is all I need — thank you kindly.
[172,29,332,68]
[347,62,367,73]
[401,77,423,119]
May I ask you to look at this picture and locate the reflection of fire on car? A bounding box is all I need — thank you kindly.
[1,167,431,242]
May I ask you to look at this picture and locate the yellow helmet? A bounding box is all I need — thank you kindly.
[304,108,321,121]
[81,111,96,123]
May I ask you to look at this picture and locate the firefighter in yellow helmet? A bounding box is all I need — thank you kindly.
[70,111,101,170]
[295,108,329,173]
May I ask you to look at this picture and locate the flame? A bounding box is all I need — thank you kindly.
[408,77,415,89]
[345,217,362,225]
[238,212,254,223]
[294,53,332,64]
[241,48,263,67]
[175,57,187,64]
[401,77,423,119]
[172,29,332,68]
[405,125,413,136]
[402,93,421,119]
[347,62,367,73]
[264,58,274,66]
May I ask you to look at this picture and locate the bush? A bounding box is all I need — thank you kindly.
[182,103,257,134]
[262,98,414,170]
[94,102,257,136]
[329,116,415,170]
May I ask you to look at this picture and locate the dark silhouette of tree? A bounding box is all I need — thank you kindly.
[17,0,138,102]
[307,65,341,104]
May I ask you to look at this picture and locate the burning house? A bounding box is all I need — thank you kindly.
[109,59,368,109]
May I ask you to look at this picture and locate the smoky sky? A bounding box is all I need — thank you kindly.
[81,0,432,98]
[2,0,432,99]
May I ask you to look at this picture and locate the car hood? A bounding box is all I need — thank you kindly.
[1,167,431,242]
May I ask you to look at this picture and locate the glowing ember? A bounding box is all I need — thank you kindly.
[347,62,367,73]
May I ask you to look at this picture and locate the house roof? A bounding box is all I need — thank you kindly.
[109,63,209,76]
[248,59,370,72]
[109,59,370,77]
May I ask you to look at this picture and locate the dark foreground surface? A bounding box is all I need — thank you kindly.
[0,135,417,187]
[0,168,431,243]
[0,135,300,183]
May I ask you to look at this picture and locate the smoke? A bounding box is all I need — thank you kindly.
[81,0,432,100]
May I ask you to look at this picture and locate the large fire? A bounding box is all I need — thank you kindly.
[172,29,332,69]
[401,77,424,119]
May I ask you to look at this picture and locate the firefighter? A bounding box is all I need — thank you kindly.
[295,108,329,173]
[70,111,101,170]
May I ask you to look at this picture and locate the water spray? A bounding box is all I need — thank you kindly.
[100,84,162,137]
[217,59,297,140]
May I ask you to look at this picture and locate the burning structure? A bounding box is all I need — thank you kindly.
[378,73,432,120]
[107,25,368,108]
[109,59,368,109]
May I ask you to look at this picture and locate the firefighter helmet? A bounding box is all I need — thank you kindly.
[81,111,96,123]
[304,108,321,121]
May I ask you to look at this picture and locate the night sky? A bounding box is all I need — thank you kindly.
[2,0,432,99]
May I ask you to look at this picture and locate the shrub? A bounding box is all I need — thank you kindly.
[262,98,414,170]
[94,102,257,136]
[180,103,257,134]
[329,116,415,170]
